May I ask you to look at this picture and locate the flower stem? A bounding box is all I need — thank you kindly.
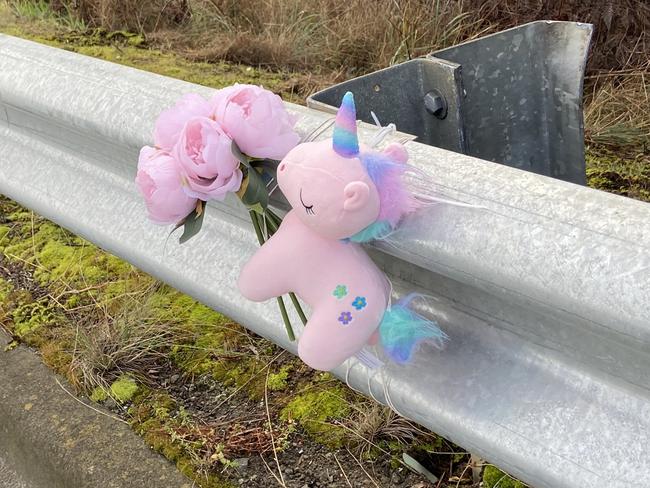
[276,295,294,341]
[288,292,308,326]
[249,210,296,342]
[250,209,265,244]
[266,208,282,228]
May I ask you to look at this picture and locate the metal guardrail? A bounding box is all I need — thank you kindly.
[309,21,594,185]
[1,35,649,488]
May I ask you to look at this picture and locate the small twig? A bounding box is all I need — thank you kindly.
[454,461,472,488]
[49,281,122,301]
[346,447,380,488]
[265,365,285,487]
[54,377,129,425]
[334,453,353,488]
[259,454,285,487]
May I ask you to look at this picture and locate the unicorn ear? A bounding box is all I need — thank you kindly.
[383,142,408,164]
[333,91,359,158]
[343,181,370,211]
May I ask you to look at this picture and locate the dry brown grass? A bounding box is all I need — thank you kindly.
[464,0,650,75]
[345,401,417,451]
[68,300,183,392]
[583,73,649,202]
[51,0,489,74]
[50,0,191,32]
[585,74,650,149]
[49,0,650,77]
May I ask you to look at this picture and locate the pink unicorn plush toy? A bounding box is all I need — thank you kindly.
[238,92,447,371]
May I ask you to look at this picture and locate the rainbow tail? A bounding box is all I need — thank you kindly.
[379,294,448,364]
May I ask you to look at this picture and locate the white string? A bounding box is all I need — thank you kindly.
[369,111,398,148]
[303,117,335,143]
[414,193,486,209]
[267,180,280,197]
[370,111,382,127]
[370,123,397,148]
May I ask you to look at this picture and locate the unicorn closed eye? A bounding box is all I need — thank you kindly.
[238,92,447,371]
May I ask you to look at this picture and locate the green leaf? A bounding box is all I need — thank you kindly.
[238,167,269,213]
[231,141,250,168]
[402,453,439,484]
[179,201,206,244]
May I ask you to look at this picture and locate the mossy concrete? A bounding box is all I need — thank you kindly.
[0,328,192,488]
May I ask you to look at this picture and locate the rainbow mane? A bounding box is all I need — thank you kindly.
[361,151,418,226]
[332,92,418,243]
[349,151,419,242]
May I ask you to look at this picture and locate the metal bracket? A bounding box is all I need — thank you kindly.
[308,21,594,185]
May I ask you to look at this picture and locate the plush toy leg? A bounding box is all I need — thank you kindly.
[238,244,290,302]
[297,304,382,371]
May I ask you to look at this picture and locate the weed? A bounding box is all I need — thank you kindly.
[266,365,291,391]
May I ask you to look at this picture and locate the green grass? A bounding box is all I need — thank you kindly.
[8,0,86,29]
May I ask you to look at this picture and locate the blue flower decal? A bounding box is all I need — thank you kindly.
[338,311,353,325]
[332,285,348,299]
[352,296,367,311]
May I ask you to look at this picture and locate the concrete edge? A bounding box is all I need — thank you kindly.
[0,328,192,488]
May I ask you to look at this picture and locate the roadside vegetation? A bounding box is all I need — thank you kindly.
[1,1,648,487]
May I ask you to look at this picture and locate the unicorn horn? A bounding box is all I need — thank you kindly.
[333,91,359,157]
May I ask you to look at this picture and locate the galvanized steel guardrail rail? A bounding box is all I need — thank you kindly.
[1,35,649,488]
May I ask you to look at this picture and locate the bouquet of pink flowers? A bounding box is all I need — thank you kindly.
[135,84,305,340]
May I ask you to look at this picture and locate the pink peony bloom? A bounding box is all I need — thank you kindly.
[173,116,243,201]
[136,146,197,225]
[211,84,300,160]
[154,93,212,151]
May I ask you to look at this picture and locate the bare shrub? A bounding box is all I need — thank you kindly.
[464,0,650,74]
[52,0,190,32]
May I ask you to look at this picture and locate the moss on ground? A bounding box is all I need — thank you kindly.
[281,381,351,447]
[110,375,139,402]
[11,299,57,337]
[586,147,650,202]
[267,365,291,391]
[129,390,236,488]
[90,386,109,402]
[483,465,526,488]
[0,197,246,486]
